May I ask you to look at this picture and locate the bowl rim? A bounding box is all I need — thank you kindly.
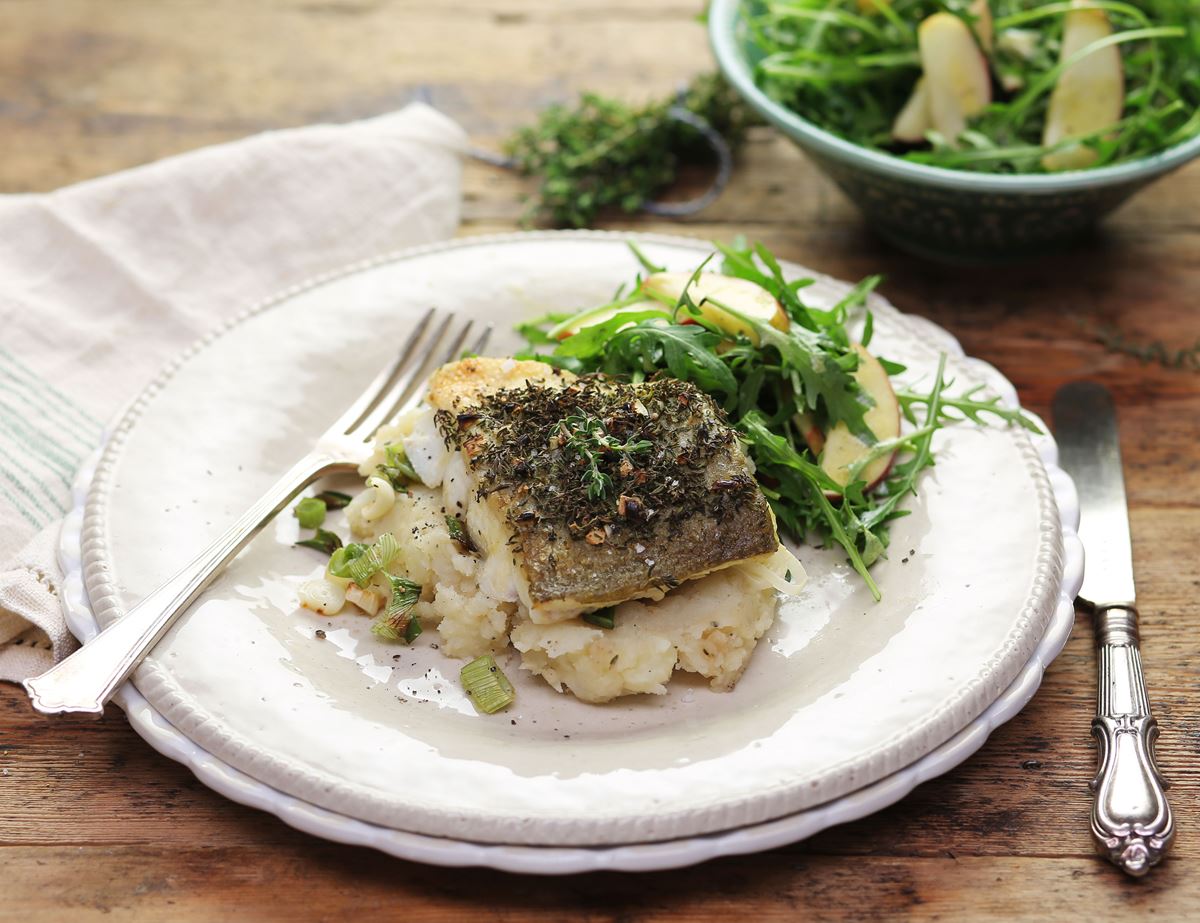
[708,0,1200,194]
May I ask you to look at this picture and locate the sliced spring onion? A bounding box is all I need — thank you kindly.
[295,528,343,555]
[371,575,423,642]
[444,515,475,553]
[377,444,419,490]
[582,608,615,630]
[294,497,327,529]
[327,544,361,577]
[315,489,353,510]
[386,575,421,615]
[328,532,401,587]
[460,654,516,714]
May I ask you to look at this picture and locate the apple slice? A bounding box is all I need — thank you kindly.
[969,0,994,53]
[892,77,932,143]
[919,12,992,148]
[547,300,668,340]
[640,272,789,343]
[794,408,825,455]
[1041,1,1124,172]
[798,345,901,493]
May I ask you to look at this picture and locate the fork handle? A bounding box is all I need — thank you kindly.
[1090,604,1174,876]
[24,453,340,717]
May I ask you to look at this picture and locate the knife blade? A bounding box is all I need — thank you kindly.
[1052,381,1174,877]
[1052,382,1136,608]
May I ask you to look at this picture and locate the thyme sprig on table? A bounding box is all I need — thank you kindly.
[1077,318,1200,371]
[504,73,756,227]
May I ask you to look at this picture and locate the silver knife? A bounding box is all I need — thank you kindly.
[1052,381,1174,877]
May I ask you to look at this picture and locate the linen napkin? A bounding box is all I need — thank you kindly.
[0,103,467,683]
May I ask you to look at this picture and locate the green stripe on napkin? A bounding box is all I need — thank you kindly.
[0,350,102,531]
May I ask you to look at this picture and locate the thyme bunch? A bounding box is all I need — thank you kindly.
[504,73,756,228]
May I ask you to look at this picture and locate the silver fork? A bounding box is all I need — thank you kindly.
[25,309,490,716]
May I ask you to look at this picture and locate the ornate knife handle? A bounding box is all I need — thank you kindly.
[1091,605,1174,876]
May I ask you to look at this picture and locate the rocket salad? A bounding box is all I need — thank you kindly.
[745,0,1199,173]
[516,241,1040,599]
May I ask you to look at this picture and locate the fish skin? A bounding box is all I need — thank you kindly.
[426,358,779,616]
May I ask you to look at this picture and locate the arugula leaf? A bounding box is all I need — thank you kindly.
[705,294,874,442]
[603,323,739,398]
[516,311,576,346]
[627,241,666,275]
[897,383,1044,433]
[554,309,674,359]
[739,410,882,598]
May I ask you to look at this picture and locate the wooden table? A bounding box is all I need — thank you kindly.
[3,2,1197,919]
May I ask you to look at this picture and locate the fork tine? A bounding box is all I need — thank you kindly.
[464,324,494,360]
[395,322,492,422]
[351,314,478,440]
[329,308,437,436]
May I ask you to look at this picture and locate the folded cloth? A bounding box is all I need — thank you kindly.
[0,103,467,683]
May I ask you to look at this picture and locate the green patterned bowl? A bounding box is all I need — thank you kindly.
[709,0,1200,263]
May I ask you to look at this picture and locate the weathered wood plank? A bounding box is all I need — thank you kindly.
[3,846,1196,922]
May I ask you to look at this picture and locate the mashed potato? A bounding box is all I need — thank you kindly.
[298,398,805,703]
[304,482,805,702]
[512,561,783,702]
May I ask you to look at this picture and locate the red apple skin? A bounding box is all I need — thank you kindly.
[795,409,826,455]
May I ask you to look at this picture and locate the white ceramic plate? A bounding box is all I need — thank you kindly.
[78,232,1075,849]
[59,448,1079,874]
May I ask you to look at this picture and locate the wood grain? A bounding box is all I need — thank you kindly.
[2,1,1198,920]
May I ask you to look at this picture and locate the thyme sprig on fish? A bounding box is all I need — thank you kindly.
[553,412,654,500]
